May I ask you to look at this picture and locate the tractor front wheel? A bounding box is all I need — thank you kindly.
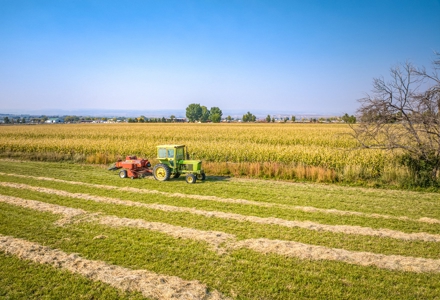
[153,164,171,181]
[119,170,127,179]
[196,173,206,181]
[185,173,196,184]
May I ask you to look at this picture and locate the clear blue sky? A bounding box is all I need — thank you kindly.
[1,0,439,115]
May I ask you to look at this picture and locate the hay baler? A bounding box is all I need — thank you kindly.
[108,156,152,179]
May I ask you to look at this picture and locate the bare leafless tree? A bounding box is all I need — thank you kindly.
[353,53,440,186]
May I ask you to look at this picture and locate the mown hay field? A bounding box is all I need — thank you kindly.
[0,123,401,183]
[0,160,439,299]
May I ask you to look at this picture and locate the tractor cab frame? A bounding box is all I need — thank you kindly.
[153,145,205,184]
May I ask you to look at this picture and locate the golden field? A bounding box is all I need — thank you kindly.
[0,123,404,183]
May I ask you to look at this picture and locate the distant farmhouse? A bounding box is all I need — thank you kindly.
[45,118,64,124]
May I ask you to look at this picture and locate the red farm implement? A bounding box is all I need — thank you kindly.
[108,156,152,179]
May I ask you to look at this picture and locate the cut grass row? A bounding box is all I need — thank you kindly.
[2,181,440,245]
[0,160,439,219]
[0,234,226,300]
[0,253,146,300]
[1,180,439,259]
[1,160,440,298]
[3,193,440,273]
[1,202,440,299]
[1,171,440,236]
[3,171,439,226]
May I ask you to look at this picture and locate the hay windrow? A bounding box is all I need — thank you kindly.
[98,216,234,253]
[2,195,440,274]
[2,181,440,243]
[1,172,438,224]
[0,234,228,300]
[0,194,86,225]
[418,217,440,224]
[233,238,440,273]
[0,194,234,252]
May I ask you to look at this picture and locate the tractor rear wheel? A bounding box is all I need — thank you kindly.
[185,173,196,184]
[119,170,127,179]
[196,173,206,181]
[153,164,171,181]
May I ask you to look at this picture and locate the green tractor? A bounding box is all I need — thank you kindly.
[153,145,206,184]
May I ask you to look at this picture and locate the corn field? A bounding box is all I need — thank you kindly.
[0,123,400,181]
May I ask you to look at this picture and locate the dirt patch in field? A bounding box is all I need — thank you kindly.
[2,172,437,225]
[2,181,440,243]
[0,234,228,300]
[232,238,440,273]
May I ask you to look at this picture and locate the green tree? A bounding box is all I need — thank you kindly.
[200,106,210,122]
[266,115,271,122]
[170,115,176,122]
[209,107,223,123]
[226,115,232,122]
[186,103,202,122]
[291,116,296,122]
[242,112,256,122]
[3,117,10,124]
[342,113,356,124]
[211,113,221,123]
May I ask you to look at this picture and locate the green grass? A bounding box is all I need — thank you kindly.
[0,205,146,300]
[3,172,440,235]
[0,182,439,259]
[0,253,146,300]
[1,160,440,299]
[1,203,440,300]
[1,160,439,219]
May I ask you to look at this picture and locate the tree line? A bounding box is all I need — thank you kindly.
[185,104,223,122]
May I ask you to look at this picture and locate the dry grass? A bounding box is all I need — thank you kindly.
[3,172,438,224]
[233,238,440,273]
[0,234,228,300]
[204,162,337,182]
[3,194,440,274]
[0,194,232,252]
[2,182,439,243]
